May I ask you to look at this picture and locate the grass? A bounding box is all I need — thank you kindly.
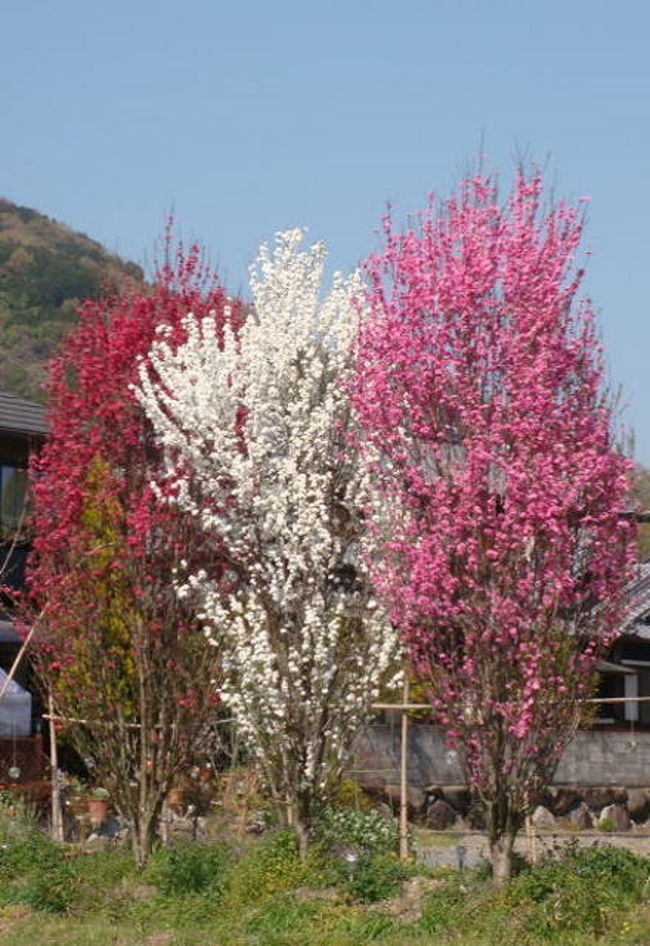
[0,811,648,946]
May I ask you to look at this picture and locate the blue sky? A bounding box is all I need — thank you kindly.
[3,0,649,460]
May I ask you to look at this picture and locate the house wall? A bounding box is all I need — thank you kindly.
[354,724,650,789]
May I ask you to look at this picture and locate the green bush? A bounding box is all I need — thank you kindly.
[0,805,137,917]
[342,852,409,903]
[314,806,399,858]
[152,842,229,896]
[417,844,650,945]
[331,778,374,812]
[500,844,650,942]
[20,860,81,914]
[226,830,310,903]
[0,802,64,898]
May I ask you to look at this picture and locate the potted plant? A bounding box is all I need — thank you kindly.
[167,786,185,810]
[86,786,109,826]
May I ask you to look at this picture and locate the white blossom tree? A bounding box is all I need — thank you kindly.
[136,230,399,854]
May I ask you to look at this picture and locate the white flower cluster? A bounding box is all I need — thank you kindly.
[136,229,399,807]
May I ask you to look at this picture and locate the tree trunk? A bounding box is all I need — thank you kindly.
[483,774,523,885]
[295,792,312,860]
[488,833,515,885]
[132,823,148,870]
[131,805,160,868]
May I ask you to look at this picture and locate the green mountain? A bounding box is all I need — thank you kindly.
[0,198,143,400]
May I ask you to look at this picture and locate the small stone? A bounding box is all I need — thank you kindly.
[425,798,457,830]
[598,804,631,832]
[530,805,555,830]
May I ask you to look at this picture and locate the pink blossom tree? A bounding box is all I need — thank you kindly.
[352,169,636,881]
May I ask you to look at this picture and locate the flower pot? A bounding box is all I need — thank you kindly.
[87,798,108,826]
[167,788,185,809]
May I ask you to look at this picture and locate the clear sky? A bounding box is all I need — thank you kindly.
[2,0,649,460]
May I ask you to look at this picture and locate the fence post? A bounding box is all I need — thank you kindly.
[48,690,64,843]
[399,678,409,861]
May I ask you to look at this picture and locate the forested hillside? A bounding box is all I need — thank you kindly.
[0,198,143,399]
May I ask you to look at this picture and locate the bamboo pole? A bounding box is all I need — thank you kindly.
[0,607,46,705]
[372,696,650,711]
[48,690,64,843]
[399,677,409,861]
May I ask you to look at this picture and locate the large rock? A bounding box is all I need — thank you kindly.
[356,774,387,797]
[566,802,592,830]
[441,786,471,815]
[598,803,631,832]
[530,805,555,830]
[627,789,650,823]
[548,787,581,817]
[373,801,394,821]
[425,798,458,830]
[422,784,443,800]
[384,784,426,816]
[466,800,486,829]
[582,787,625,812]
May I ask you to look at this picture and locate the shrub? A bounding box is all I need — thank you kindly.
[314,806,399,858]
[342,853,409,904]
[21,860,81,914]
[153,842,229,896]
[227,830,309,903]
[331,778,373,812]
[0,805,62,887]
[419,844,650,945]
[504,843,650,941]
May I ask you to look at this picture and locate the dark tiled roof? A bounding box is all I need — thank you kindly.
[0,392,47,437]
[620,561,650,639]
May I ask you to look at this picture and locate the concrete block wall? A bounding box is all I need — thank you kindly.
[354,725,650,789]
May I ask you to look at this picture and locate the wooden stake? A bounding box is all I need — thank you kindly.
[399,677,409,861]
[48,690,64,843]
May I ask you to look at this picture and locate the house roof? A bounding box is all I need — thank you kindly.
[620,561,650,640]
[0,392,47,438]
[0,619,20,643]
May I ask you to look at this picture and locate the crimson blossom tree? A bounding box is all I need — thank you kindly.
[352,169,637,881]
[26,243,239,866]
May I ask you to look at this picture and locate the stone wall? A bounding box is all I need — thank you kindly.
[352,724,650,830]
